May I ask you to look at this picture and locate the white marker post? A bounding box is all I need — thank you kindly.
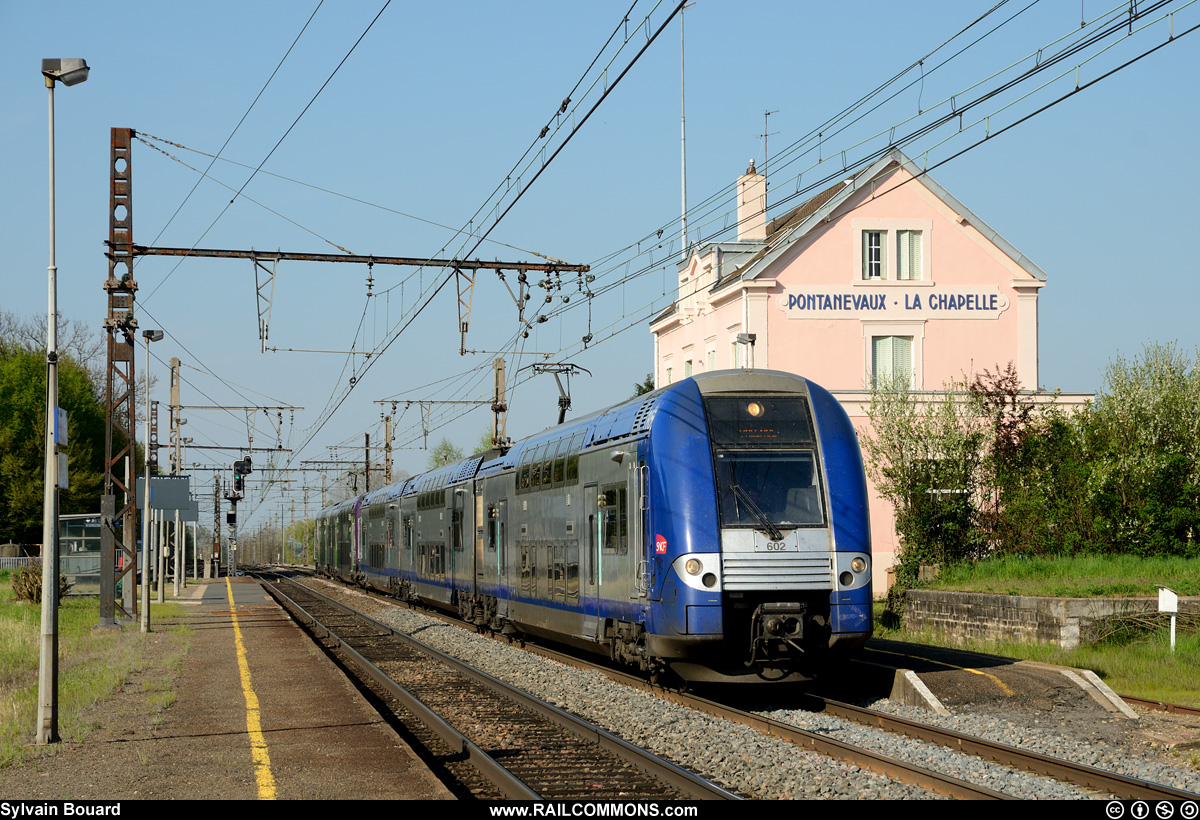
[1157,585,1178,653]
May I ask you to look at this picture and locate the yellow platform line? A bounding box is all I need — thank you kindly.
[226,577,278,799]
[867,646,1015,697]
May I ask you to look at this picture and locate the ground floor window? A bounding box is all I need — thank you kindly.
[872,335,913,388]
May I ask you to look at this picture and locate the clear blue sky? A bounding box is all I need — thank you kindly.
[4,1,1198,527]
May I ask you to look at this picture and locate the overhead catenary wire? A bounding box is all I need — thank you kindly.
[139,0,326,278]
[140,0,393,304]
[189,0,1194,526]
[251,0,686,500]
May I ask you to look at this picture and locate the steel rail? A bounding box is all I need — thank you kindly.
[263,575,739,800]
[514,643,1010,800]
[268,569,1200,801]
[262,577,539,799]
[796,693,1200,802]
[512,638,1199,800]
[1119,695,1200,719]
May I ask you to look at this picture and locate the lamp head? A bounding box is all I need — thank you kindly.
[42,58,90,87]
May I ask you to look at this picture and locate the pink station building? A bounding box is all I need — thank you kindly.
[649,148,1085,598]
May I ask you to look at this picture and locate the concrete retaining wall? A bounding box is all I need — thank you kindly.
[903,590,1195,649]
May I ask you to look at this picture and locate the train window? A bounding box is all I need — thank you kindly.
[544,439,561,487]
[566,432,585,482]
[552,442,566,485]
[530,444,546,488]
[600,486,628,554]
[566,544,579,598]
[713,450,826,528]
[553,544,565,598]
[704,397,816,447]
[451,508,463,552]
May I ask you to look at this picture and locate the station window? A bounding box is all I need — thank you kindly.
[862,231,885,280]
[872,335,913,388]
[855,221,930,282]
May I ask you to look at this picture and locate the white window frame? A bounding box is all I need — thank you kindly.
[727,325,743,369]
[863,320,925,389]
[852,219,933,283]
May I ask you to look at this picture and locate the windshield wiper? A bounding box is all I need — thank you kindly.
[729,483,784,542]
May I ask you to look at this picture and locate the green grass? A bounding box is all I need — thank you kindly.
[919,554,1200,598]
[0,578,191,766]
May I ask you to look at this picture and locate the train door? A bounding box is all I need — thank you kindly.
[494,498,509,610]
[474,481,485,588]
[639,454,657,601]
[581,483,600,640]
[632,465,647,600]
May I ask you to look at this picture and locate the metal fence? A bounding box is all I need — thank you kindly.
[0,556,38,571]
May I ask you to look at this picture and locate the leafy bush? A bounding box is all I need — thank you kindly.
[864,344,1200,613]
[863,375,988,592]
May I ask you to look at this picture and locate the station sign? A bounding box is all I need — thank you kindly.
[778,286,1009,320]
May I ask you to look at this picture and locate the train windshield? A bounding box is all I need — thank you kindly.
[705,396,825,531]
[712,451,825,530]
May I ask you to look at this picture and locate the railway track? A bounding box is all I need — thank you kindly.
[266,570,1199,799]
[258,573,738,801]
[517,642,1197,801]
[267,572,1008,798]
[785,693,1198,801]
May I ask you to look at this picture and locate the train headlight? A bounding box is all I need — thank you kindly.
[839,571,854,587]
[702,573,717,588]
[851,557,866,574]
[746,401,764,417]
[685,558,702,576]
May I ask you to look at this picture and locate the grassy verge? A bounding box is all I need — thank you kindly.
[0,570,191,766]
[920,554,1200,598]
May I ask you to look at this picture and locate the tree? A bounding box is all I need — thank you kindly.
[632,373,655,398]
[861,375,988,588]
[0,345,107,544]
[1086,342,1200,556]
[472,426,497,456]
[427,437,463,469]
[0,310,105,392]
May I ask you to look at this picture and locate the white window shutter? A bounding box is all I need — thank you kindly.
[897,231,921,280]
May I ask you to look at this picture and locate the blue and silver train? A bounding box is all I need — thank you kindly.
[314,369,872,682]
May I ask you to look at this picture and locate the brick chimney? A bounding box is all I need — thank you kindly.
[737,159,766,241]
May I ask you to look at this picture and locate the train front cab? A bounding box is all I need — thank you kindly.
[644,370,872,682]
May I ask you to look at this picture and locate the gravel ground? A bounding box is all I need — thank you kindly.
[311,578,1199,800]
[316,580,927,799]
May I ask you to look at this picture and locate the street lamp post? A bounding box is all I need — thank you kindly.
[37,57,89,747]
[140,330,163,633]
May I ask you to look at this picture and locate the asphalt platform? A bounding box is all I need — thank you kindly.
[3,576,451,801]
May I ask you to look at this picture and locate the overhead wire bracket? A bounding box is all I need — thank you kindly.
[252,250,279,354]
